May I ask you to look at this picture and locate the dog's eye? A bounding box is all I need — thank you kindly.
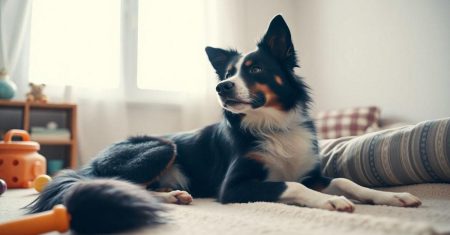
[225,72,232,79]
[250,66,262,74]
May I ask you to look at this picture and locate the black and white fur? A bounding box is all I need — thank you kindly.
[27,15,421,233]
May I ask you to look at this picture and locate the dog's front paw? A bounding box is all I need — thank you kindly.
[167,190,193,205]
[374,192,421,207]
[317,196,355,213]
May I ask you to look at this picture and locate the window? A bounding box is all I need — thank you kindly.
[29,0,121,88]
[136,0,207,91]
[28,0,208,93]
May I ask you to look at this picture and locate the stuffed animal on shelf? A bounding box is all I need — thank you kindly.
[26,83,48,103]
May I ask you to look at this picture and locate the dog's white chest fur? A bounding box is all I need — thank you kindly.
[253,126,318,182]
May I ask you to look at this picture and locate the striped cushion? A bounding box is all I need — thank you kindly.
[320,118,450,187]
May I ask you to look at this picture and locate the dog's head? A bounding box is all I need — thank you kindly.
[205,15,310,119]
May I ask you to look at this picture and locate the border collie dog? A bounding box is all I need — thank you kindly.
[28,15,421,234]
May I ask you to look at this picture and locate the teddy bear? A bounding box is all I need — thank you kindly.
[26,83,48,103]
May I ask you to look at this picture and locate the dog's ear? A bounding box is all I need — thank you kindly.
[258,15,298,69]
[205,47,239,80]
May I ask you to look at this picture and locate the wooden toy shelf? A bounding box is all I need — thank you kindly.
[0,100,78,171]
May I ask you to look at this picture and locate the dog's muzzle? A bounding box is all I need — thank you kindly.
[216,79,252,108]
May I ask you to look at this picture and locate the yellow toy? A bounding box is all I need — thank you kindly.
[33,174,52,192]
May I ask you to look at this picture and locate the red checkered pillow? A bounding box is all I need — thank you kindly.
[315,106,381,139]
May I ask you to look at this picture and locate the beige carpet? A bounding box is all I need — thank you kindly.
[1,184,449,235]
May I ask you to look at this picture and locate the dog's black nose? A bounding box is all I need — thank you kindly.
[216,81,235,96]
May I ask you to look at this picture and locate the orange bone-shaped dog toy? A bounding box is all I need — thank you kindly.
[0,205,69,235]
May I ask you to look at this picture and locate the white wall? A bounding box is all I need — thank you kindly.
[292,0,450,124]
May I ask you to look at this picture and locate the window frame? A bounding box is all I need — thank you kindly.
[121,0,193,104]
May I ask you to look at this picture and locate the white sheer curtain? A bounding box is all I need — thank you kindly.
[71,89,129,164]
[27,0,129,164]
[0,0,31,86]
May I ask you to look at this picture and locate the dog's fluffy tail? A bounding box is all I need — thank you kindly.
[64,179,164,234]
[27,169,89,213]
[26,169,164,234]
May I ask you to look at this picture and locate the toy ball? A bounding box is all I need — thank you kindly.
[33,175,52,192]
[0,179,6,195]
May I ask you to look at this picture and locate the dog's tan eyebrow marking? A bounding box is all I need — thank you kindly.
[275,75,283,85]
[244,60,253,66]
